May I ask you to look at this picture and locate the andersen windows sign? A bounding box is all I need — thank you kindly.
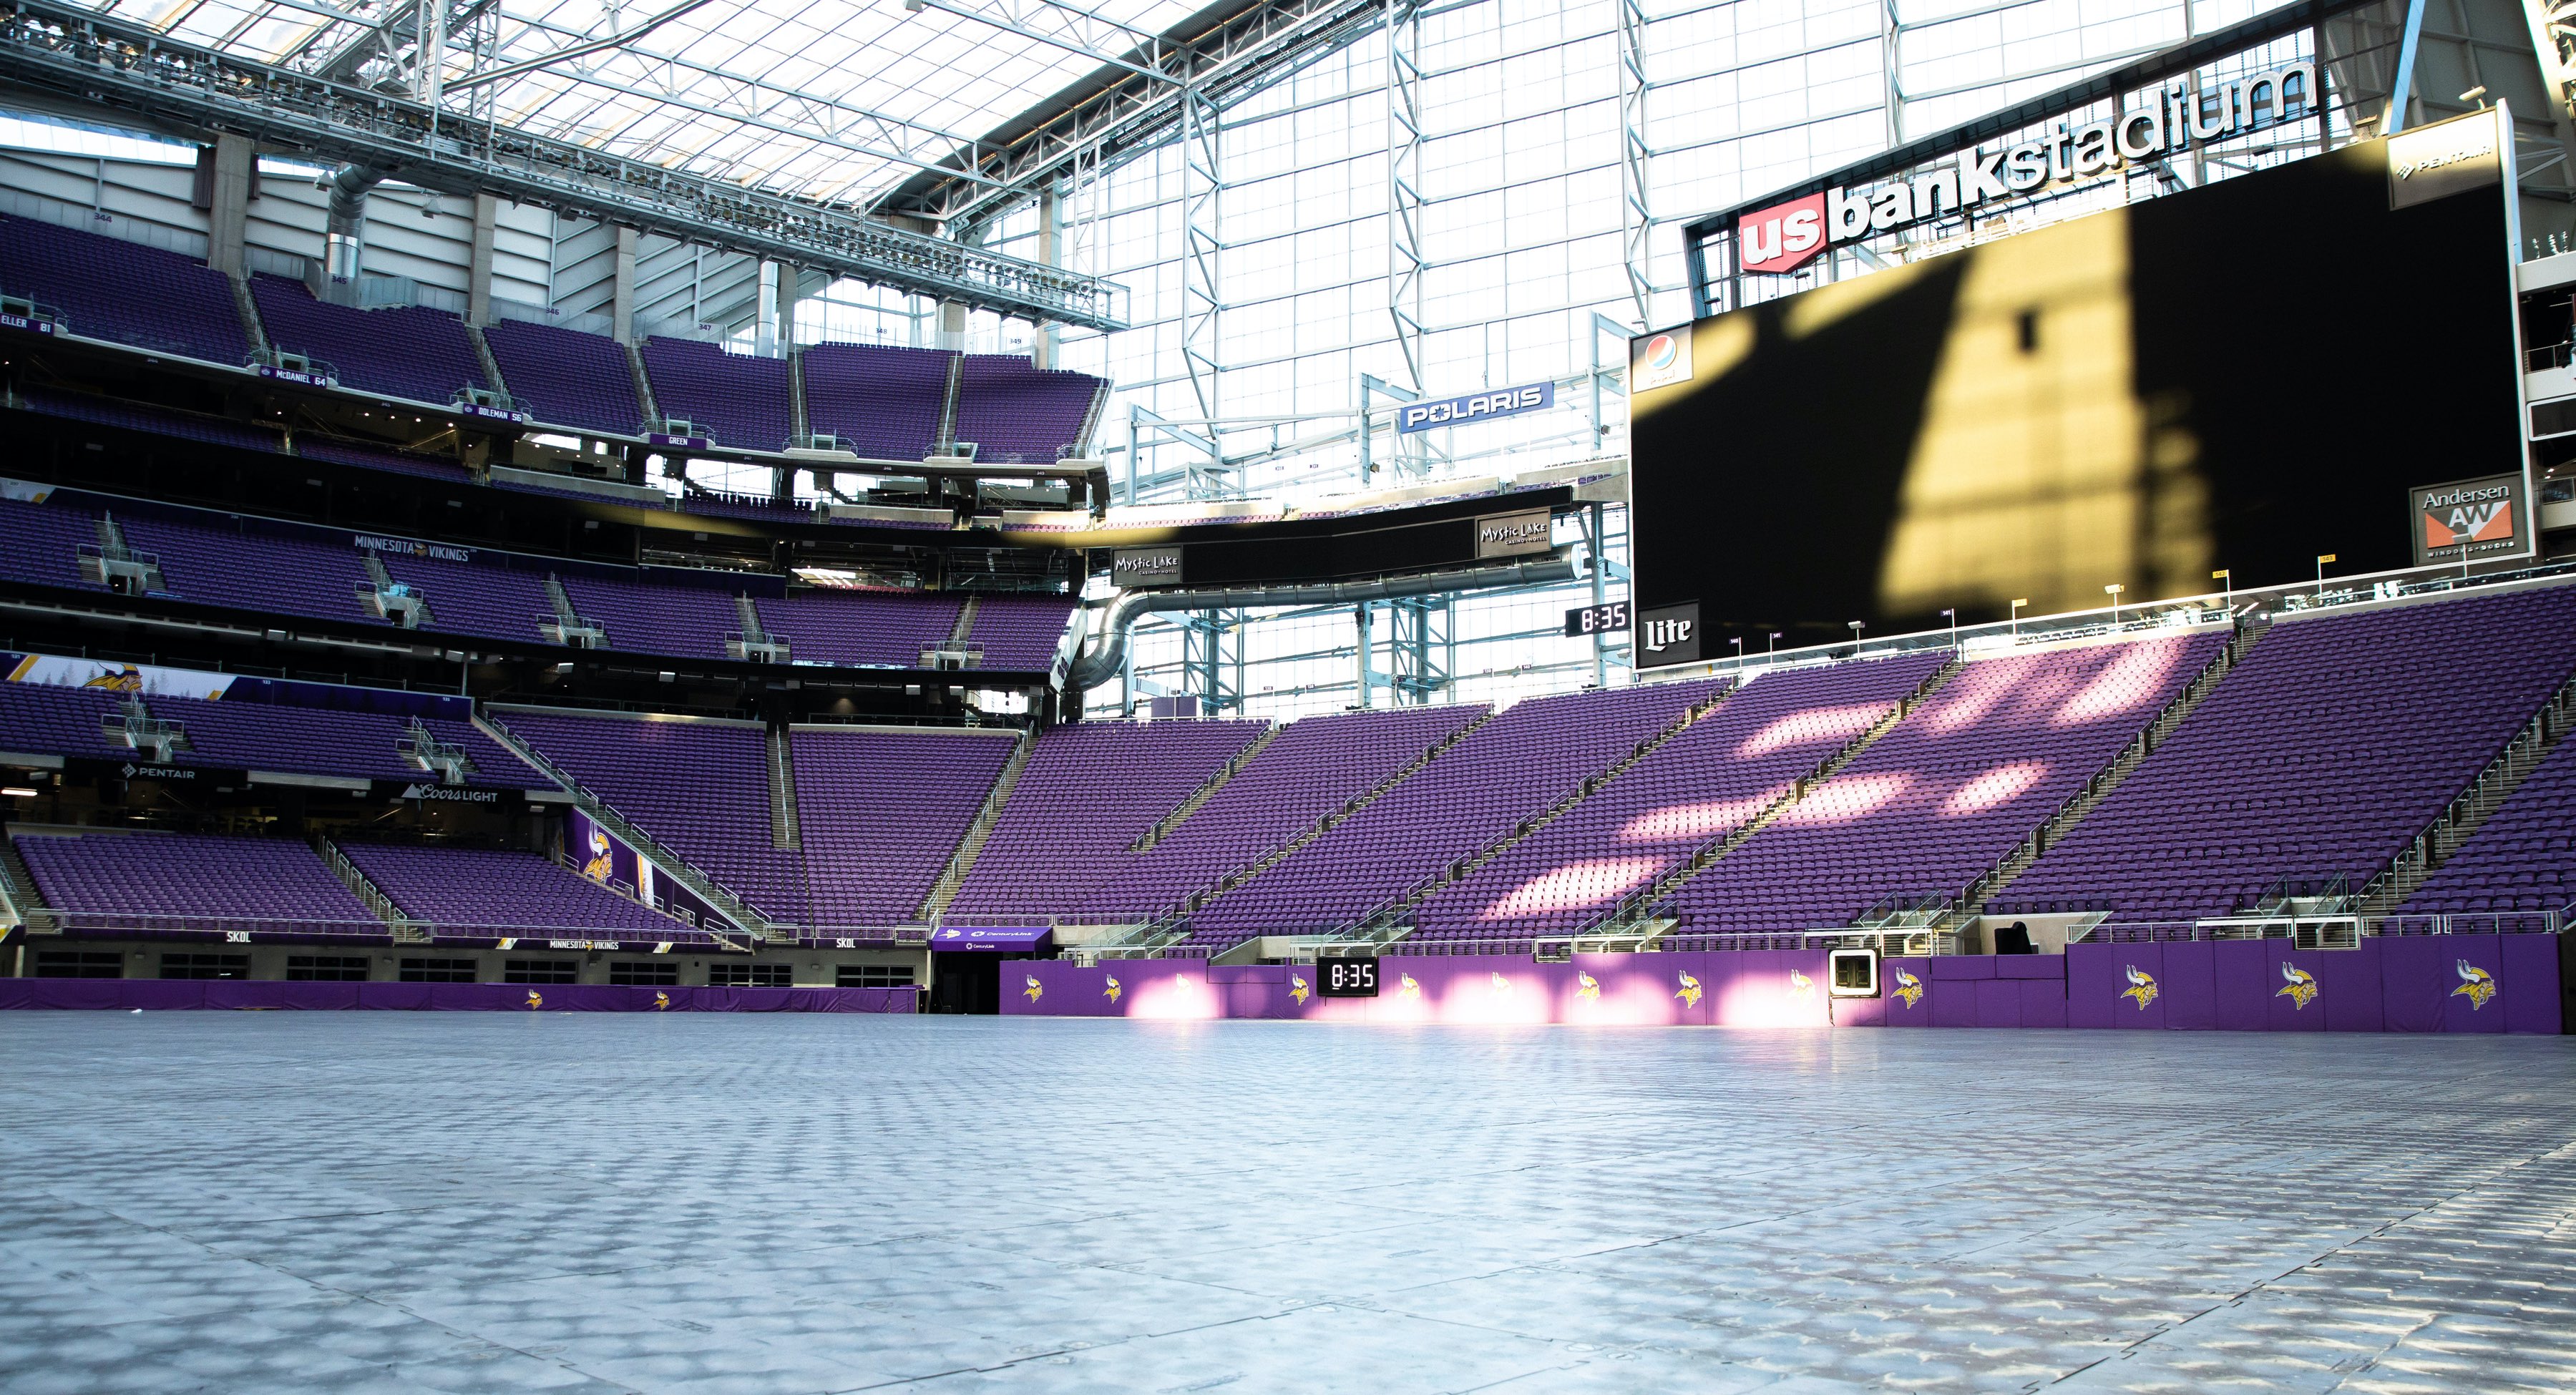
[1734,62,2316,275]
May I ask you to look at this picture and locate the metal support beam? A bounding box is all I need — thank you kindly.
[1179,80,1225,424]
[0,0,1126,329]
[1616,0,1653,326]
[1386,0,1428,394]
[2387,0,2429,132]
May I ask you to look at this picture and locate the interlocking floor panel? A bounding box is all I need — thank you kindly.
[1,1017,2572,1394]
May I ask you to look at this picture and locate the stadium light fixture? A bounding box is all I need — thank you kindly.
[1940,607,1956,651]
[1,787,36,798]
[2104,583,2124,625]
[2009,598,2026,642]
[1730,636,1745,664]
[1847,620,1865,651]
[2316,553,2336,599]
[2212,568,2231,611]
[1767,631,1782,664]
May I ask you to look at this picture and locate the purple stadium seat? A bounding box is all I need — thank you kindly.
[1994,584,2576,923]
[638,338,792,451]
[1667,632,2226,936]
[801,342,952,461]
[794,729,1015,926]
[952,355,1102,462]
[0,216,250,366]
[15,831,379,936]
[481,318,645,436]
[341,842,713,940]
[946,719,1270,920]
[250,276,487,406]
[1413,652,1948,940]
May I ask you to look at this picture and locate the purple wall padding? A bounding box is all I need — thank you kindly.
[2160,942,2218,1031]
[0,980,917,1012]
[2502,934,2562,1035]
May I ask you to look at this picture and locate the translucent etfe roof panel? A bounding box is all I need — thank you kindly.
[99,0,1206,206]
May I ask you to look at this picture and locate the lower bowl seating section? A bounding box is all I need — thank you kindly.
[339,843,705,940]
[2401,734,2576,919]
[497,711,804,924]
[757,592,964,667]
[1667,632,2228,936]
[555,573,743,661]
[1413,652,1948,940]
[1187,680,1729,945]
[15,831,379,937]
[1992,584,2576,924]
[19,388,282,454]
[639,338,792,451]
[794,729,1017,928]
[250,277,487,405]
[952,356,1102,463]
[0,215,250,366]
[369,549,555,646]
[0,496,107,592]
[800,342,951,461]
[1067,706,1488,925]
[116,515,382,627]
[480,317,645,436]
[964,595,1076,670]
[295,438,474,482]
[0,682,135,759]
[945,719,1271,921]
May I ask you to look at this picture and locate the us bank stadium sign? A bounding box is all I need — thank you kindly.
[1734,62,2316,275]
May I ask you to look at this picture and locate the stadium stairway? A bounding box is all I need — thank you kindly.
[465,324,510,402]
[1088,709,1502,959]
[2356,660,2576,916]
[768,726,802,851]
[0,833,60,937]
[1586,654,1966,941]
[918,728,1035,922]
[1136,725,1282,853]
[625,341,662,426]
[316,837,431,942]
[1951,617,2263,924]
[1349,682,1740,946]
[474,713,772,941]
[948,596,980,648]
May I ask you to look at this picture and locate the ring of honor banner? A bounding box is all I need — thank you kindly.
[563,807,746,939]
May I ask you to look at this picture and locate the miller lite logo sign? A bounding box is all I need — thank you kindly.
[2411,473,2527,565]
[1635,602,1702,667]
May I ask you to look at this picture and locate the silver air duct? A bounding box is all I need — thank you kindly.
[1065,550,1577,693]
[323,164,391,284]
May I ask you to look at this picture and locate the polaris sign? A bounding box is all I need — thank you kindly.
[1397,382,1553,434]
[1735,62,2316,275]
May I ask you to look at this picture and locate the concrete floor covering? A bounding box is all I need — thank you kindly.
[2,1017,2573,1394]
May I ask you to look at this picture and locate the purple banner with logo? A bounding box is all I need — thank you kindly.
[0,981,916,1012]
[2061,936,2552,1034]
[563,808,745,940]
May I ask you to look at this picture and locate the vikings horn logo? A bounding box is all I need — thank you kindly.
[1023,974,1043,1003]
[1103,974,1122,1004]
[2120,965,2160,1009]
[1674,971,1703,1007]
[2275,962,2319,1010]
[1787,968,1815,999]
[1489,971,1511,996]
[525,989,544,1009]
[1289,974,1310,1005]
[1574,971,1601,1002]
[653,990,671,1011]
[1890,969,1924,1008]
[1398,973,1423,1000]
[81,664,145,692]
[2451,960,2497,1009]
[581,826,615,883]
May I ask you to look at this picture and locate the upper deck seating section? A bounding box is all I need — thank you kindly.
[250,276,488,406]
[952,355,1102,463]
[0,215,250,366]
[481,317,646,436]
[639,338,793,452]
[801,342,952,461]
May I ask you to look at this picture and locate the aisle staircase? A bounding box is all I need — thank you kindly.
[316,838,430,942]
[1952,616,2265,922]
[1135,725,1279,852]
[0,832,59,936]
[2356,663,2576,916]
[1581,654,1967,939]
[918,728,1035,922]
[768,727,802,852]
[1345,682,1741,941]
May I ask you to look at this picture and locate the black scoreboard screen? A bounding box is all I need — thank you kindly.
[1628,115,2524,653]
[1317,957,1380,997]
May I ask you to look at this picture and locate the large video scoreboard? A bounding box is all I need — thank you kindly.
[1629,110,2528,661]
